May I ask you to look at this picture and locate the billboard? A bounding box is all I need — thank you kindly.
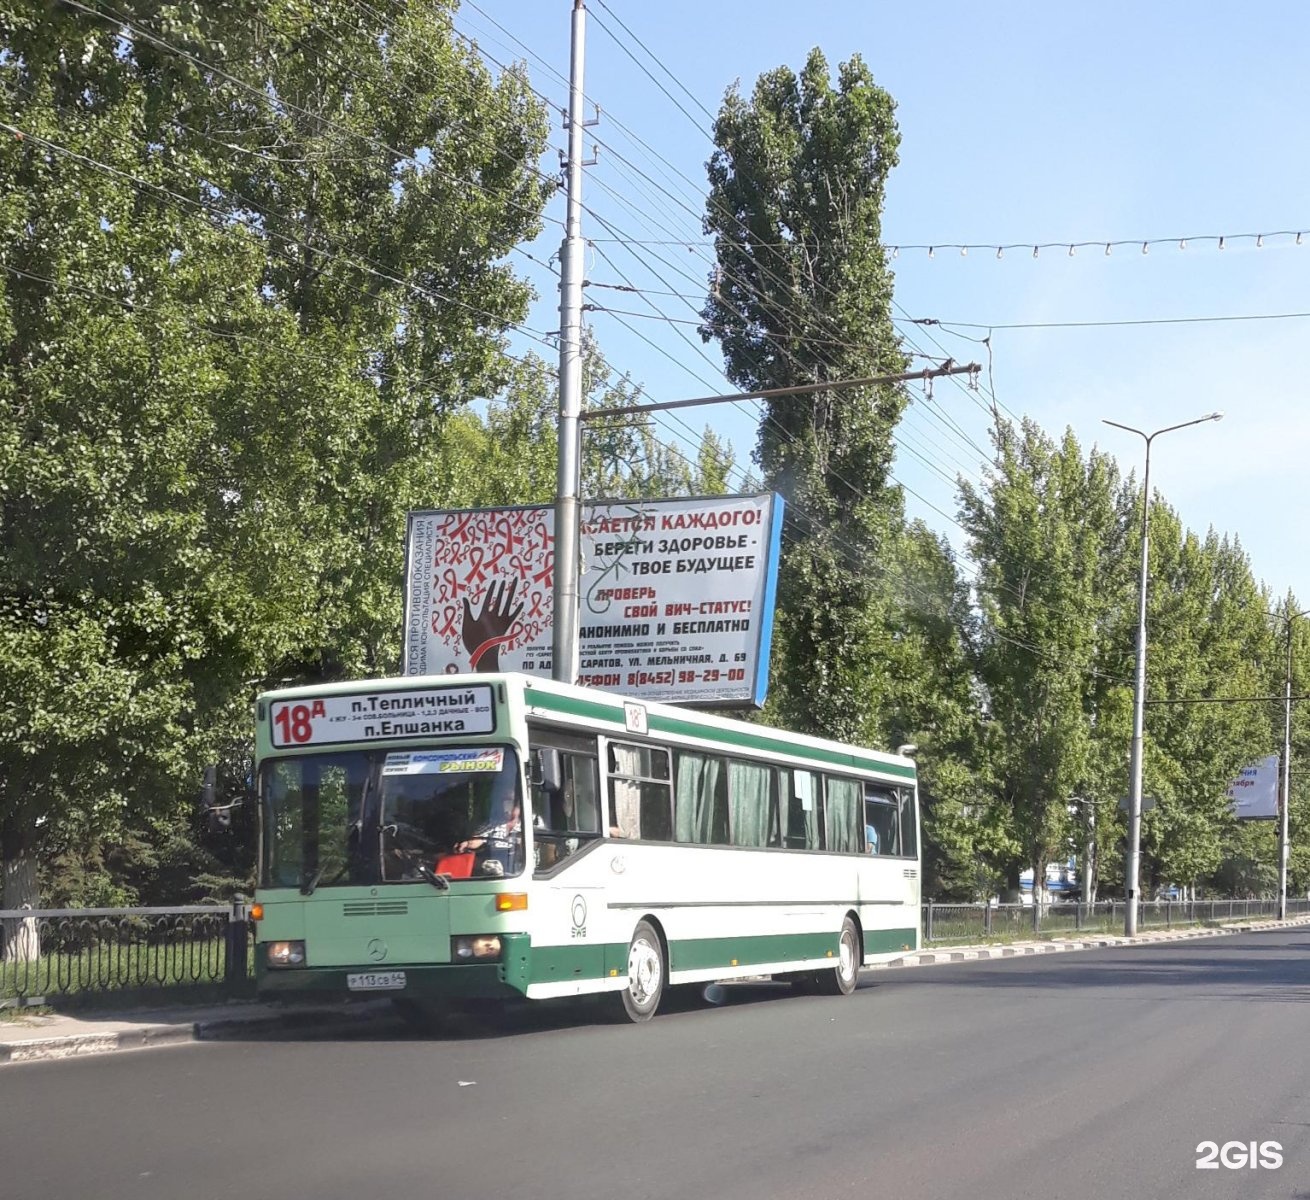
[1227,754,1280,820]
[402,494,784,706]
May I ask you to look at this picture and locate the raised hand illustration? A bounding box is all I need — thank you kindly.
[462,577,525,670]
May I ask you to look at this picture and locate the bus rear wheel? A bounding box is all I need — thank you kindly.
[618,919,665,1023]
[815,917,860,996]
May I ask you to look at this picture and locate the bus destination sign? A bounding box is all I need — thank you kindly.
[269,686,496,748]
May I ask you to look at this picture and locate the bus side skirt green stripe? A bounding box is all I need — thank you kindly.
[522,928,919,985]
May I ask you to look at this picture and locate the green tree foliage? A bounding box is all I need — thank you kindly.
[703,48,914,747]
[0,0,551,916]
[959,422,1121,896]
[1136,516,1277,892]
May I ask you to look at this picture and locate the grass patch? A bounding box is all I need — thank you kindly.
[0,1003,53,1022]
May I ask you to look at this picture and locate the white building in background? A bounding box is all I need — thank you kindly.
[1018,860,1079,904]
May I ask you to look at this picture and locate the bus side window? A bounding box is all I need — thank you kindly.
[824,776,862,854]
[673,750,729,845]
[864,785,900,856]
[528,732,601,868]
[566,756,601,835]
[781,768,823,850]
[898,789,918,859]
[727,758,776,848]
[607,742,672,841]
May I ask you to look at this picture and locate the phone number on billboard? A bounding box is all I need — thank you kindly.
[577,668,750,689]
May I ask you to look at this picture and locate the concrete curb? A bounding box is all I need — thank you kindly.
[3,917,1306,1065]
[0,1022,197,1066]
[0,1006,380,1067]
[871,914,1310,972]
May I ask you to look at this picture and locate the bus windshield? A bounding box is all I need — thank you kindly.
[262,746,523,889]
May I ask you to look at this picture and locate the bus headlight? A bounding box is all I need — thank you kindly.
[451,935,502,962]
[266,940,307,968]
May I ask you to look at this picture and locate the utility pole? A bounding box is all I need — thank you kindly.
[1102,412,1223,935]
[552,0,593,685]
[1279,614,1297,919]
[1082,799,1096,907]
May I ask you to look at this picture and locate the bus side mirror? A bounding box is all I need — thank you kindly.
[535,748,563,794]
[201,765,230,832]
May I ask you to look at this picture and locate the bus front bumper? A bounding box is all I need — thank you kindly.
[255,932,532,999]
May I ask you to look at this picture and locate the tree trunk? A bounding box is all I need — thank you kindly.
[1001,863,1022,904]
[1,826,41,962]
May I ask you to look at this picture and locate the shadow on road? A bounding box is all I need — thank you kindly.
[203,976,874,1045]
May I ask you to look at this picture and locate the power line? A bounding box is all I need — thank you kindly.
[574,120,1004,469]
[425,9,1143,692]
[446,11,989,489]
[888,230,1308,259]
[589,1,718,127]
[1,120,561,352]
[61,0,565,230]
[928,311,1310,332]
[0,262,541,396]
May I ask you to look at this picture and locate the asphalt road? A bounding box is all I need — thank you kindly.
[4,929,1309,1200]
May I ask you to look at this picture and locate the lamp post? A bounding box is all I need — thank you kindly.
[1103,412,1224,935]
[1266,606,1310,919]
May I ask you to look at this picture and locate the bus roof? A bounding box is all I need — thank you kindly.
[257,672,916,783]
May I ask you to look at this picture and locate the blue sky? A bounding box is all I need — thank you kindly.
[460,1,1310,604]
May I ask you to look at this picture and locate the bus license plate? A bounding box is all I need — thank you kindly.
[347,971,407,991]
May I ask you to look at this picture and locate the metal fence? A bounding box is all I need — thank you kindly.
[3,896,1306,1004]
[0,903,251,1006]
[922,897,1310,945]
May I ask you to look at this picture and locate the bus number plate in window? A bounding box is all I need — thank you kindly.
[347,971,407,991]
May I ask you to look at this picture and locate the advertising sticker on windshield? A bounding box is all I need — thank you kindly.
[382,749,505,775]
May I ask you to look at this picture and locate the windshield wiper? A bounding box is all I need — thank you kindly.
[382,824,450,891]
[411,856,450,892]
[300,865,325,896]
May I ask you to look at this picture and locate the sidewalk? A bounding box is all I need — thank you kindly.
[3,915,1307,1066]
[873,913,1310,970]
[0,997,387,1067]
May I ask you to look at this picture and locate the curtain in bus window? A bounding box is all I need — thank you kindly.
[675,752,726,844]
[609,744,642,838]
[825,777,862,853]
[610,778,641,839]
[728,760,773,847]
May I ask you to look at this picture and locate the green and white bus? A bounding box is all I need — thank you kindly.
[252,672,920,1021]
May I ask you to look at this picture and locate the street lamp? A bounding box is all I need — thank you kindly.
[1266,606,1310,920]
[1102,411,1224,935]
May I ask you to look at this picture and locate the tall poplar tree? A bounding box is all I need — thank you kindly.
[959,421,1121,898]
[702,49,911,747]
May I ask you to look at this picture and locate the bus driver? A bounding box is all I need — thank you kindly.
[456,798,524,876]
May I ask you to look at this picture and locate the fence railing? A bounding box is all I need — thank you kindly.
[0,903,251,1006]
[922,897,1310,945]
[3,896,1306,1003]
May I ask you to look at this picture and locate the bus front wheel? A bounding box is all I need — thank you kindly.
[618,919,665,1023]
[815,917,860,996]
